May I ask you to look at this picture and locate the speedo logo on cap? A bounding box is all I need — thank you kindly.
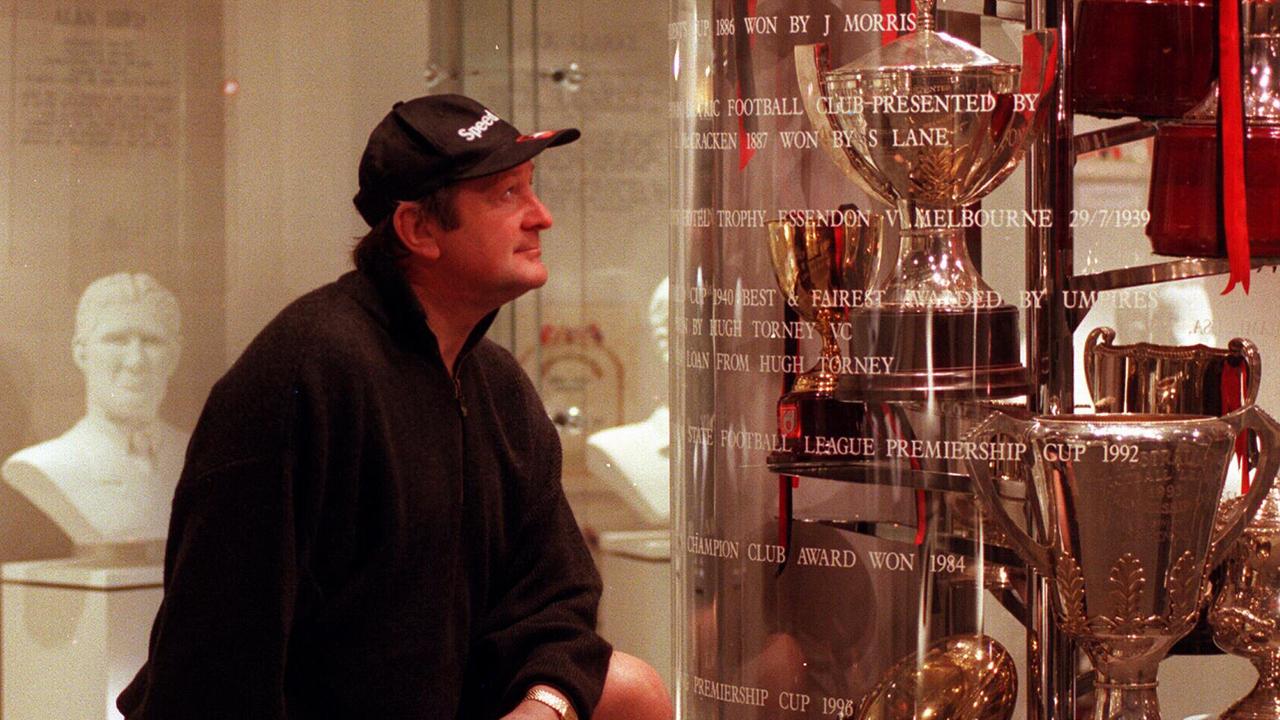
[458,109,500,142]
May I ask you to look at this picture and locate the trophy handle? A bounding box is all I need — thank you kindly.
[1227,337,1263,406]
[1081,326,1116,411]
[793,44,895,205]
[1211,406,1280,569]
[965,411,1053,574]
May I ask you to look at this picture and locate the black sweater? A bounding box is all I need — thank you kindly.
[119,258,611,718]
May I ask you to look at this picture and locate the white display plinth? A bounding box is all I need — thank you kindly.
[2,557,162,720]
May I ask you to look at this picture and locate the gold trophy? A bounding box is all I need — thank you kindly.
[796,0,1057,399]
[967,408,1280,720]
[765,212,885,460]
[854,634,1018,720]
[766,212,884,395]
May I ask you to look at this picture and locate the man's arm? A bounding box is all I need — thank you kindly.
[118,454,304,718]
[462,363,612,718]
[475,483,612,719]
[118,348,326,719]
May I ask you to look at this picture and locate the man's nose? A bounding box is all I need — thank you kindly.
[526,193,553,230]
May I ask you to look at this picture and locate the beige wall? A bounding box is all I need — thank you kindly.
[223,0,431,356]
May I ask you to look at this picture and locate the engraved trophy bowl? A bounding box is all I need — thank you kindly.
[1084,326,1262,415]
[1212,485,1280,720]
[766,211,884,394]
[966,407,1280,720]
[1083,326,1263,654]
[794,0,1057,399]
[854,634,1018,720]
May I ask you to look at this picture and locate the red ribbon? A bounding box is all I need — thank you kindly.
[1221,360,1251,492]
[882,0,905,45]
[1018,31,1059,122]
[1220,0,1251,294]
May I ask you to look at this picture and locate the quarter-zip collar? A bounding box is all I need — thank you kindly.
[349,252,499,375]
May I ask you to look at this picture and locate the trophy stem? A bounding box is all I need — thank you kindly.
[816,307,842,363]
[917,0,937,32]
[1221,654,1280,720]
[1091,677,1162,720]
[793,307,841,394]
[876,226,1003,310]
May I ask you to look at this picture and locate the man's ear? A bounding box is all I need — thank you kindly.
[393,202,442,262]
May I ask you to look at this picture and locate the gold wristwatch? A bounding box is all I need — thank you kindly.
[523,687,579,720]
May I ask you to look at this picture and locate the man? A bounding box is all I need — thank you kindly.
[120,95,669,719]
[3,272,187,552]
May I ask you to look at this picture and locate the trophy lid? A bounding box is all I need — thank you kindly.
[826,0,1017,77]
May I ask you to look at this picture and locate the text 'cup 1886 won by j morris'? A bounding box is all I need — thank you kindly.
[966,407,1280,720]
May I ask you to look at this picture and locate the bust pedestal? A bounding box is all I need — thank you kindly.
[1,555,162,720]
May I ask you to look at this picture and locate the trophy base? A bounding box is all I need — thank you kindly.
[768,390,873,465]
[843,305,1029,400]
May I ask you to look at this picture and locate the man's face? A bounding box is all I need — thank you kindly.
[428,161,553,308]
[74,303,180,426]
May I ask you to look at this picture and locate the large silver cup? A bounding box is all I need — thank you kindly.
[1083,326,1262,656]
[793,7,1057,398]
[966,407,1280,720]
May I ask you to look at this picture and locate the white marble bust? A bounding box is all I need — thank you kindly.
[586,279,670,526]
[2,273,188,552]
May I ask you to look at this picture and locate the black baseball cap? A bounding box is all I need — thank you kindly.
[353,94,580,226]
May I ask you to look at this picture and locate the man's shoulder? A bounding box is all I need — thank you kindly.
[217,274,388,395]
[261,273,380,345]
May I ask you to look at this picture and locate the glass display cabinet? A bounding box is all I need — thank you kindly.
[668,0,1280,718]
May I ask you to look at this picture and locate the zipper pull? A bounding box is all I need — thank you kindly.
[454,376,467,417]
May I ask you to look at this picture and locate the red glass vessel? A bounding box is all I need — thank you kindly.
[1147,122,1280,258]
[1073,0,1215,119]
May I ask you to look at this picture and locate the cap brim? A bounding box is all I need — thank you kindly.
[455,127,581,181]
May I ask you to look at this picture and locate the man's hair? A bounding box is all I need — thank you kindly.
[75,273,181,347]
[352,184,461,272]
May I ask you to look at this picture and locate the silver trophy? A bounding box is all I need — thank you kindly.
[1212,486,1280,720]
[966,408,1280,720]
[796,0,1057,398]
[1084,326,1261,414]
